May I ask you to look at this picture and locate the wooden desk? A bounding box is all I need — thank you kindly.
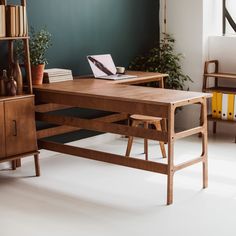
[34,72,211,205]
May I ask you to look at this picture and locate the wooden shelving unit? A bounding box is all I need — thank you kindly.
[0,36,29,40]
[0,0,32,94]
[203,60,236,133]
[0,0,39,175]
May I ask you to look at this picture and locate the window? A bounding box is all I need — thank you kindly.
[223,0,236,35]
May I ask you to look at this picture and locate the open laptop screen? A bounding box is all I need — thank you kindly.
[87,54,117,78]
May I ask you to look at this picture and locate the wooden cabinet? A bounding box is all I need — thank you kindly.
[0,1,39,176]
[0,102,6,158]
[0,95,40,176]
[5,97,37,157]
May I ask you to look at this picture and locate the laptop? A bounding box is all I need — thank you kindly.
[87,54,137,80]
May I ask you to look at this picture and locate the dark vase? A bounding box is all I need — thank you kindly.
[0,70,7,96]
[12,60,23,95]
[6,76,17,96]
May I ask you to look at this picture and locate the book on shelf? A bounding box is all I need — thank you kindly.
[15,5,19,37]
[43,68,73,83]
[23,5,27,36]
[5,4,27,37]
[19,5,24,36]
[0,5,6,37]
[6,5,16,37]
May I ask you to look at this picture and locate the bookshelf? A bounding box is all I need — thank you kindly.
[0,0,39,175]
[202,60,236,133]
[0,0,32,94]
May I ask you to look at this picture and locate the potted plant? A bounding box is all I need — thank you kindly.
[129,33,192,90]
[16,27,52,85]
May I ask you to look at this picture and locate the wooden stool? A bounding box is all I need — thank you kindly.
[125,115,167,160]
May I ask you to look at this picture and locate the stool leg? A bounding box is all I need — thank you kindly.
[161,118,168,144]
[34,154,40,177]
[144,122,148,160]
[126,136,134,157]
[154,121,167,158]
[125,120,138,157]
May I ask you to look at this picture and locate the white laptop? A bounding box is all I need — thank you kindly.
[87,54,137,80]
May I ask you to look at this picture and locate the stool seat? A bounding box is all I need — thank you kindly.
[130,114,162,122]
[125,114,167,160]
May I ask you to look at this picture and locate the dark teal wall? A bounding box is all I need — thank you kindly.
[2,0,160,143]
[27,0,159,75]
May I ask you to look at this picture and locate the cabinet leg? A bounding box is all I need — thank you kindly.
[12,160,16,170]
[16,159,21,167]
[34,154,40,177]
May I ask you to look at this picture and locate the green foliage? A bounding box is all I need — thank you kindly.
[129,34,192,90]
[16,27,52,66]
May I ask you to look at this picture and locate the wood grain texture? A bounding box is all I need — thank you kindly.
[5,97,37,157]
[34,72,210,205]
[75,71,168,83]
[37,113,129,139]
[0,102,6,158]
[38,140,168,175]
[36,112,168,142]
[125,116,167,160]
[34,78,211,107]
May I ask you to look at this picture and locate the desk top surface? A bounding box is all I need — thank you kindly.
[34,72,211,106]
[75,71,168,85]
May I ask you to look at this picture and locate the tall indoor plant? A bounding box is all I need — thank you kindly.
[129,33,192,90]
[16,27,52,85]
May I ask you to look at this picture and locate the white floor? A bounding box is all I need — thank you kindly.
[1,131,236,236]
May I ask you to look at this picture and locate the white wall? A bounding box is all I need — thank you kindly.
[209,36,236,73]
[161,0,204,129]
[160,0,236,131]
[161,0,203,92]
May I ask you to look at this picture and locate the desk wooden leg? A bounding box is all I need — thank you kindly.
[159,77,164,88]
[167,142,174,205]
[167,105,175,205]
[34,154,40,177]
[202,98,208,188]
[144,122,148,160]
[202,134,208,188]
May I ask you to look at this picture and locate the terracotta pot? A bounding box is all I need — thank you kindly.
[31,64,45,85]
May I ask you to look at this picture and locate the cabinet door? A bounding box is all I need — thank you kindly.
[0,102,6,159]
[5,97,37,157]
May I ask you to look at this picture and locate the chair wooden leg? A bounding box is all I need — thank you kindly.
[161,118,168,144]
[125,120,139,157]
[154,121,167,158]
[34,154,40,177]
[125,136,134,157]
[144,122,148,160]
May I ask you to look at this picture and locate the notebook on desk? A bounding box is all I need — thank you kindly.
[87,54,137,80]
